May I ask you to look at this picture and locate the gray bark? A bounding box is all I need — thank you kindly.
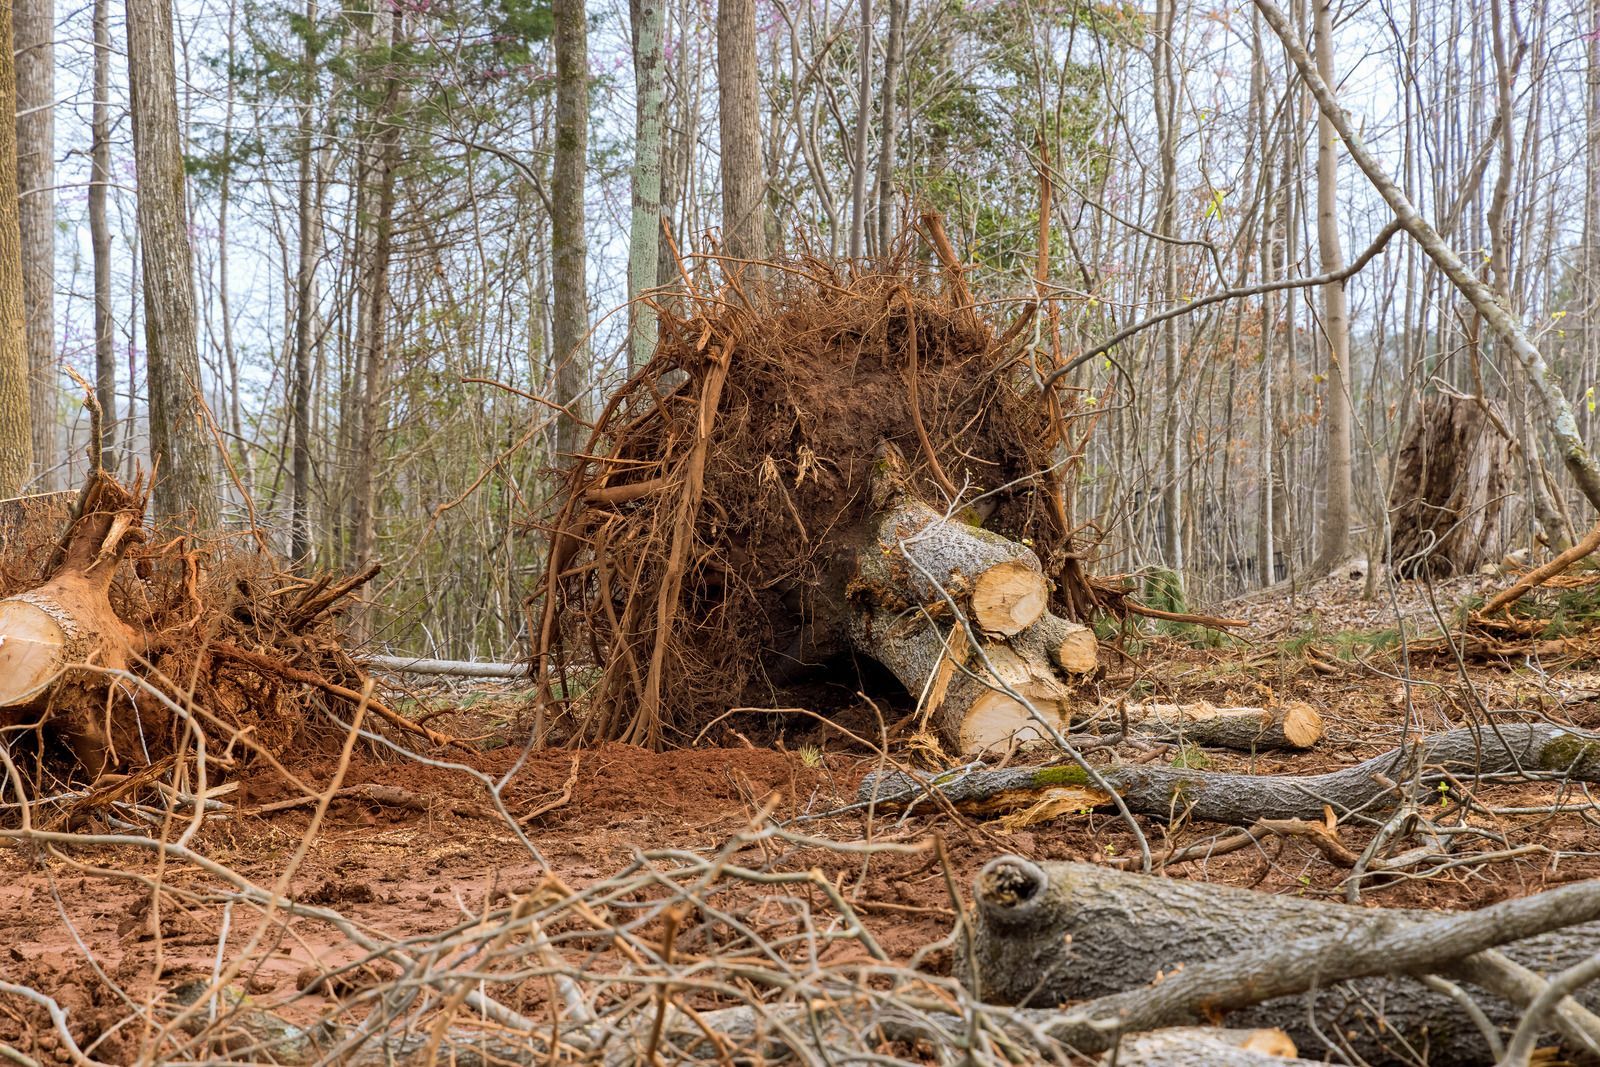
[628,0,663,366]
[126,0,218,528]
[716,0,766,262]
[552,0,588,467]
[859,723,1600,823]
[872,0,905,253]
[960,856,1600,1064]
[290,0,320,564]
[90,0,115,468]
[14,0,52,486]
[1311,0,1353,573]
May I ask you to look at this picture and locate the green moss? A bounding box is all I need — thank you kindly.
[1538,732,1600,774]
[1169,745,1210,770]
[1030,764,1091,787]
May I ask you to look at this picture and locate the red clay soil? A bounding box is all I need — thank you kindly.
[5,635,1600,1061]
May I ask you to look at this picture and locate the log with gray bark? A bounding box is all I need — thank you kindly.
[859,722,1600,824]
[960,855,1600,1065]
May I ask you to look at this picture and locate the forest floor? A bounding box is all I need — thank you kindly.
[4,567,1600,1061]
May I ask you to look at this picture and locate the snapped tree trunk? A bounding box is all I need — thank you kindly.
[960,856,1600,1065]
[1389,394,1518,576]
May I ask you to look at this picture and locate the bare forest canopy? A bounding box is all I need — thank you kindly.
[0,0,1595,663]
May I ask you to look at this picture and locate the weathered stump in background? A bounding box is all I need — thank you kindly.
[1388,394,1517,576]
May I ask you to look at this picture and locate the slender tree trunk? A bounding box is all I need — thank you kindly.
[1310,0,1352,573]
[290,0,321,564]
[90,0,115,469]
[716,0,766,262]
[552,0,588,467]
[215,0,248,498]
[1153,0,1183,572]
[873,0,905,253]
[0,0,29,495]
[125,0,217,528]
[350,12,401,570]
[848,0,871,259]
[14,0,51,486]
[628,0,663,366]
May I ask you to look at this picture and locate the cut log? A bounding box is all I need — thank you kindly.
[961,856,1600,1065]
[1075,700,1322,750]
[970,559,1048,636]
[858,722,1600,823]
[0,471,144,775]
[1112,1027,1310,1065]
[846,446,1075,755]
[1015,613,1098,674]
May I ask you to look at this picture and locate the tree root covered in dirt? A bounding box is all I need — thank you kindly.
[531,250,1135,751]
[0,467,443,794]
[859,722,1600,824]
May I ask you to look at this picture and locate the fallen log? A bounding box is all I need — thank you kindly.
[362,654,525,679]
[961,856,1600,1065]
[1072,700,1322,751]
[858,722,1600,823]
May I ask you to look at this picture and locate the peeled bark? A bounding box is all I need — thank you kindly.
[859,723,1600,822]
[0,472,144,775]
[960,857,1600,1065]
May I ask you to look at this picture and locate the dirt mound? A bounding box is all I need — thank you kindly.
[534,252,1096,748]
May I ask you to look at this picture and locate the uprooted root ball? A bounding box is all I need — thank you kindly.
[533,257,1104,748]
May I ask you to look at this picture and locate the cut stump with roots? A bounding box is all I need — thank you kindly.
[0,471,146,775]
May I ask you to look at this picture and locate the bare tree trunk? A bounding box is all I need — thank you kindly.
[350,14,401,570]
[1310,0,1352,574]
[125,0,218,528]
[873,0,906,253]
[90,0,116,469]
[628,0,663,365]
[848,0,871,259]
[0,0,29,496]
[1153,0,1183,572]
[716,0,766,262]
[14,0,52,487]
[290,0,321,564]
[552,0,588,467]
